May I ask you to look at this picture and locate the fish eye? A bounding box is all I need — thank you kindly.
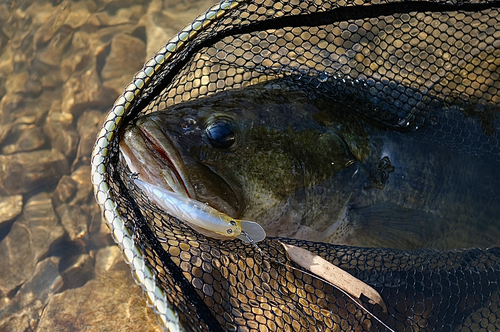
[205,118,237,149]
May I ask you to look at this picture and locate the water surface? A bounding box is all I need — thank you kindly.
[0,0,215,330]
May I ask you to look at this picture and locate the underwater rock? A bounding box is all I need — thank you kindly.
[0,94,22,126]
[85,0,147,26]
[0,28,8,53]
[142,20,173,58]
[0,221,34,298]
[43,108,79,159]
[2,125,45,154]
[0,194,22,225]
[86,11,112,27]
[88,210,113,250]
[56,204,90,245]
[139,0,176,56]
[37,247,162,332]
[60,253,95,290]
[0,193,63,296]
[107,5,147,26]
[64,166,106,247]
[101,0,150,11]
[62,67,115,116]
[31,2,70,48]
[0,149,69,195]
[100,32,146,94]
[43,107,74,138]
[52,175,77,207]
[69,166,93,206]
[24,75,42,97]
[4,71,29,94]
[94,245,123,276]
[63,1,94,29]
[0,44,14,78]
[16,192,63,256]
[77,110,103,137]
[59,30,96,82]
[39,65,64,89]
[37,25,74,67]
[0,257,62,332]
[9,95,51,129]
[73,110,104,169]
[0,125,12,148]
[54,129,79,160]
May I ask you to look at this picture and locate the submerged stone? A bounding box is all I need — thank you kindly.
[56,204,90,245]
[52,175,77,207]
[69,166,94,206]
[0,257,63,332]
[37,247,161,332]
[60,253,95,290]
[2,125,45,154]
[0,149,69,195]
[73,110,105,169]
[100,33,146,94]
[61,67,115,116]
[0,193,63,296]
[43,108,79,160]
[0,194,22,225]
[37,25,74,67]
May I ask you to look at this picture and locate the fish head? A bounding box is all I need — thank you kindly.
[120,110,244,218]
[119,81,361,227]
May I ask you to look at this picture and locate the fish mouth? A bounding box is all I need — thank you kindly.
[138,123,195,198]
[118,117,196,200]
[120,116,243,217]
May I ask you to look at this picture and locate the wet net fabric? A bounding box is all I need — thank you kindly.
[91,0,500,331]
[131,0,500,160]
[115,164,500,331]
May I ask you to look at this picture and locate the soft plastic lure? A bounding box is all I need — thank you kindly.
[135,179,266,244]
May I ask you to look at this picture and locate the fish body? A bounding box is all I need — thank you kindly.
[120,77,500,250]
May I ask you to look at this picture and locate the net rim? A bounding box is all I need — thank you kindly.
[90,1,250,330]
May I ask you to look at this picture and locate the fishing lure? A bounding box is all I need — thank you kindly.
[135,179,266,244]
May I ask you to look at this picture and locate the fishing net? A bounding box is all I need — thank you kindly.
[91,0,500,331]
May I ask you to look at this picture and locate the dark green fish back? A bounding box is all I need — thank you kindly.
[92,0,500,331]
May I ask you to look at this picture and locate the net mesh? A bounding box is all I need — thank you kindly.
[91,0,500,331]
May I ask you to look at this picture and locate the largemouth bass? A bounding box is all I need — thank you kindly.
[120,77,500,250]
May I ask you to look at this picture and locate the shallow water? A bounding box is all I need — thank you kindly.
[2,0,500,331]
[0,0,216,330]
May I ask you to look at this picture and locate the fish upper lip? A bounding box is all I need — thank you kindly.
[138,125,195,199]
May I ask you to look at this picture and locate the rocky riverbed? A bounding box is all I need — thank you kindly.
[0,0,216,330]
